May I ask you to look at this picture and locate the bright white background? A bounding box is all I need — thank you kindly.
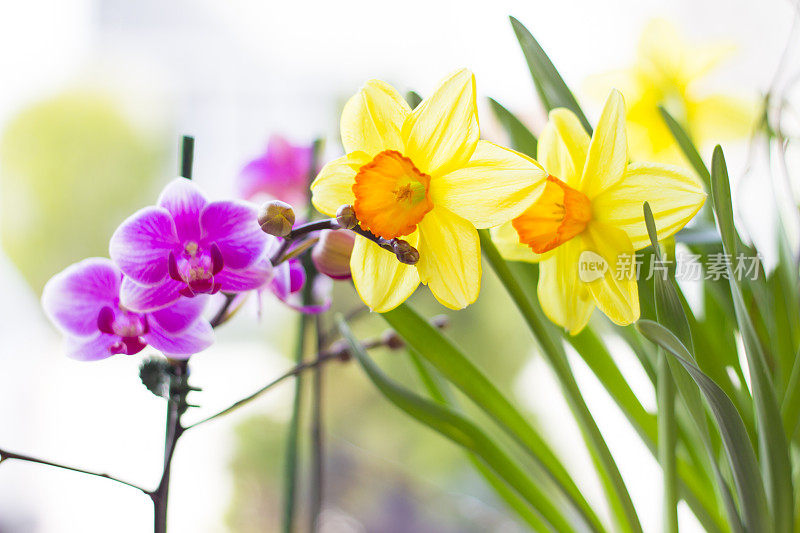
[0,0,795,531]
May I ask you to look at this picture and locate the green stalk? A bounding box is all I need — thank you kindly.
[406,350,551,531]
[658,352,679,533]
[479,230,642,533]
[282,313,307,533]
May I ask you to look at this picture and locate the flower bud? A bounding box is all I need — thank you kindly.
[336,204,358,229]
[258,200,295,237]
[392,239,420,265]
[381,329,405,350]
[312,230,356,280]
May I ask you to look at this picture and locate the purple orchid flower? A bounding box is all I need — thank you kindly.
[42,258,213,361]
[110,178,275,313]
[237,136,313,207]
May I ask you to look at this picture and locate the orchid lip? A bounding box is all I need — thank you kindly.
[168,242,226,295]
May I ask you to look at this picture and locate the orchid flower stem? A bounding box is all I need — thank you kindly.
[478,230,643,533]
[180,136,194,179]
[152,360,188,533]
[0,448,148,494]
[283,312,307,533]
[309,314,325,531]
[209,293,236,328]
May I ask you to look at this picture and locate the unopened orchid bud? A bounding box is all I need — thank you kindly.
[381,329,405,350]
[392,239,419,265]
[336,204,358,229]
[312,230,356,280]
[258,200,295,237]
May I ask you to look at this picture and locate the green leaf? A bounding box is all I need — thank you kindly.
[479,231,641,533]
[711,146,794,533]
[338,316,574,533]
[487,97,538,157]
[637,321,768,532]
[509,16,592,134]
[406,349,549,530]
[381,304,606,533]
[658,107,711,188]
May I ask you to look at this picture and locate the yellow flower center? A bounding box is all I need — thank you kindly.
[512,175,592,254]
[352,150,434,239]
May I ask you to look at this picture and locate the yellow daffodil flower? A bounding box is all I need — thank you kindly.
[492,90,706,334]
[589,19,755,163]
[311,69,547,312]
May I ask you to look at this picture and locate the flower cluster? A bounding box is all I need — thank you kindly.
[44,67,708,357]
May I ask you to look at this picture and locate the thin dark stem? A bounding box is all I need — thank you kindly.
[269,220,337,265]
[180,136,194,179]
[309,314,325,531]
[209,293,237,328]
[152,360,188,533]
[0,448,149,494]
[283,312,307,533]
[184,351,345,430]
[350,225,395,253]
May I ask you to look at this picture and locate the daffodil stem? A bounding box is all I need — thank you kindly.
[478,230,643,533]
[658,351,679,533]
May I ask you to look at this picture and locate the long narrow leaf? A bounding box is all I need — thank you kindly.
[487,97,538,157]
[637,320,768,532]
[338,316,573,533]
[659,107,711,188]
[381,304,606,533]
[509,16,592,133]
[479,231,642,533]
[711,146,794,533]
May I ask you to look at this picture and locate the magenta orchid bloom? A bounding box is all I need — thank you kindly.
[42,258,213,360]
[237,136,313,206]
[110,178,274,313]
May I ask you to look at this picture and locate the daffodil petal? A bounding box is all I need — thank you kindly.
[536,238,595,334]
[593,162,706,249]
[310,152,370,216]
[688,95,756,145]
[581,222,640,326]
[417,207,480,309]
[430,141,547,229]
[402,69,479,177]
[538,108,590,187]
[636,19,684,82]
[350,233,420,312]
[341,80,411,156]
[490,221,552,263]
[580,89,628,197]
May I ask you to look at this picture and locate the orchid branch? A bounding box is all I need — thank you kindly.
[0,448,149,495]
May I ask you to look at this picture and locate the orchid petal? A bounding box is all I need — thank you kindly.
[64,333,117,362]
[42,258,121,337]
[215,260,273,293]
[200,200,266,270]
[149,295,210,334]
[157,178,208,242]
[120,277,183,313]
[110,206,179,285]
[146,319,213,359]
